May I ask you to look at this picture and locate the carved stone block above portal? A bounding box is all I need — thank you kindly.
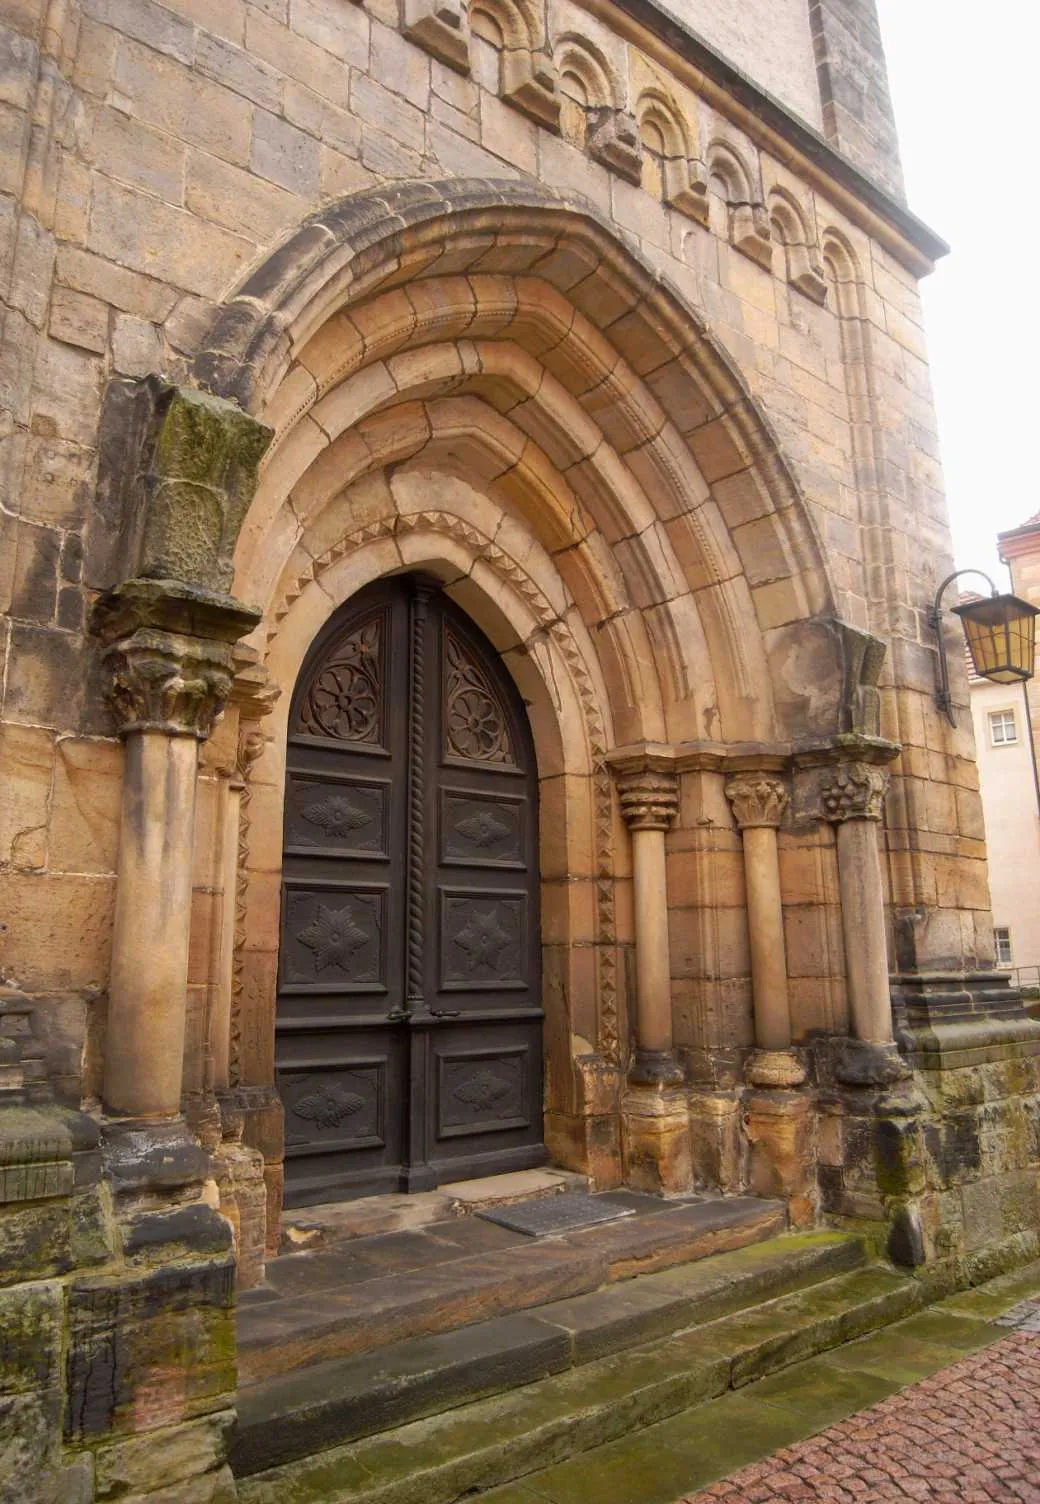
[402,0,471,73]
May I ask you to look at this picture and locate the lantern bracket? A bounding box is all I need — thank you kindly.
[929,568,1001,725]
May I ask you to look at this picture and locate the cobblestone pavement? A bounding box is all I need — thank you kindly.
[682,1328,1040,1504]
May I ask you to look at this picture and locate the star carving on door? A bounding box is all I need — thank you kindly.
[453,906,512,974]
[298,903,369,972]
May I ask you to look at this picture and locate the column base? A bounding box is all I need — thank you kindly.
[621,1084,692,1195]
[830,1038,910,1088]
[101,1115,211,1195]
[745,1048,806,1089]
[687,1088,745,1193]
[628,1048,684,1086]
[745,1090,814,1227]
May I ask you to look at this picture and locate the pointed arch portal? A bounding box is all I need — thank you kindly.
[182,178,872,1211]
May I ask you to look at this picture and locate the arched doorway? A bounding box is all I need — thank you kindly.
[276,573,545,1206]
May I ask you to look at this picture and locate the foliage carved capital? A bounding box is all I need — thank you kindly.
[820,762,889,823]
[93,579,261,739]
[725,773,788,831]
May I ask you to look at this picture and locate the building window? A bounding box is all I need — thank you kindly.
[989,709,1018,746]
[995,927,1014,967]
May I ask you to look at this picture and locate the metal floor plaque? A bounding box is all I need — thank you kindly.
[477,1191,636,1238]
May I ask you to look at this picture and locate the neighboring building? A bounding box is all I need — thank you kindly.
[967,518,1040,980]
[2,2,1039,1501]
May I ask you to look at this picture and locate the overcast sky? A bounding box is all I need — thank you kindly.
[875,2,1040,588]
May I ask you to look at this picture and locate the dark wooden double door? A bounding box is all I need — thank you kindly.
[277,575,545,1205]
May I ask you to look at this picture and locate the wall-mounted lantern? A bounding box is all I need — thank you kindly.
[930,569,1039,724]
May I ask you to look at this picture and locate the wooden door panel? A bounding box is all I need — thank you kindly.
[438,889,530,992]
[283,772,392,860]
[279,882,391,994]
[439,788,527,868]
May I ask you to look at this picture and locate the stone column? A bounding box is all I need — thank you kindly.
[726,769,811,1223]
[94,580,260,1124]
[611,752,691,1194]
[725,771,804,1089]
[614,759,682,1084]
[822,762,895,1048]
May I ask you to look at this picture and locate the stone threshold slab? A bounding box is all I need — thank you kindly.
[283,1169,589,1249]
[237,1197,785,1385]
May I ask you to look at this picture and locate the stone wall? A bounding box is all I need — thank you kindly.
[666,0,823,129]
[809,0,904,199]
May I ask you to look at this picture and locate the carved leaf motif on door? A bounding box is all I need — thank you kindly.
[299,618,382,743]
[451,1069,512,1112]
[301,793,373,838]
[298,903,369,972]
[453,808,513,847]
[444,631,514,765]
[294,1082,366,1128]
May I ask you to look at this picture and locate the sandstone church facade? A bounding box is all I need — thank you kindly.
[2,0,1038,1499]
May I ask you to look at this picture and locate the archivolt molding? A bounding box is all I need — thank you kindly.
[266,503,623,1060]
[196,181,841,746]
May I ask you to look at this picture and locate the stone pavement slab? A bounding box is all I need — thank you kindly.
[682,1330,1040,1502]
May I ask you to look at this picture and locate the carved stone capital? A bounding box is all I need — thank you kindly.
[725,773,788,830]
[93,578,261,739]
[614,769,679,832]
[820,762,889,823]
[104,630,236,739]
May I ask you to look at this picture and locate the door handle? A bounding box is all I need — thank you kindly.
[429,1006,461,1019]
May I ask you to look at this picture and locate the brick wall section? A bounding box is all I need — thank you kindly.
[809,0,905,200]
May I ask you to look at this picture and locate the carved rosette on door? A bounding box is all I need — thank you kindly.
[276,575,545,1204]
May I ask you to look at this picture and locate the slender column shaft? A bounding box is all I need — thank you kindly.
[630,824,673,1056]
[835,818,894,1044]
[93,579,261,1123]
[105,732,200,1118]
[725,771,803,1088]
[741,824,791,1051]
[822,761,894,1047]
[611,756,680,1083]
[210,779,242,1093]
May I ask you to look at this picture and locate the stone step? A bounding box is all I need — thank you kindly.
[233,1231,866,1478]
[237,1195,784,1385]
[235,1259,922,1504]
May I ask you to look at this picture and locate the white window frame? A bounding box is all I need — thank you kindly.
[988,708,1018,747]
[994,926,1014,967]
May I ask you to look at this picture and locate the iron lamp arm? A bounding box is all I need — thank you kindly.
[929,568,999,725]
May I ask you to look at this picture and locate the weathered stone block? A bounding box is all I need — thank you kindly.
[93,1410,234,1498]
[0,1281,63,1393]
[66,1259,236,1440]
